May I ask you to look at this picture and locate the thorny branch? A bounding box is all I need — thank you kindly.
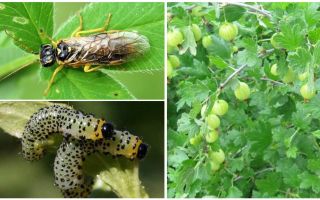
[260,77,285,85]
[218,49,274,91]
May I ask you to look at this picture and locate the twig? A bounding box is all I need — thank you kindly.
[234,175,244,182]
[233,167,274,182]
[218,49,274,91]
[223,2,272,19]
[260,77,285,85]
[254,167,274,175]
[219,64,247,90]
[185,5,197,12]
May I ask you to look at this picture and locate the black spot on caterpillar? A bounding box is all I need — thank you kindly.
[54,130,148,197]
[21,105,114,161]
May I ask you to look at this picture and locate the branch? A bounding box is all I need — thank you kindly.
[218,49,274,91]
[219,64,247,90]
[254,167,274,175]
[260,77,285,85]
[224,2,272,19]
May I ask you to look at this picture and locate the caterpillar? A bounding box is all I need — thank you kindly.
[54,130,148,197]
[21,105,114,161]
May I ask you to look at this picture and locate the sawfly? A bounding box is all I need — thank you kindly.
[40,14,150,95]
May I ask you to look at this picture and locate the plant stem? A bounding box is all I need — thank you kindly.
[288,128,300,145]
[219,64,247,90]
[254,167,274,175]
[260,77,285,85]
[218,49,274,91]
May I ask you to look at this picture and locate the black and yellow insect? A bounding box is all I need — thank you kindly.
[40,14,150,95]
[21,104,149,197]
[54,131,148,197]
[21,104,115,161]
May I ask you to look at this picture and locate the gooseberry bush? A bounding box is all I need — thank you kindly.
[167,2,320,197]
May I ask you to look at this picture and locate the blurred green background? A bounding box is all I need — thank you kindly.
[0,101,164,197]
[0,2,164,99]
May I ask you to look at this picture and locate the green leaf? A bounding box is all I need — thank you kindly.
[0,101,68,138]
[176,79,213,110]
[180,26,197,56]
[208,55,228,69]
[228,158,244,172]
[255,172,281,195]
[308,28,320,44]
[89,157,148,198]
[288,47,311,73]
[174,160,197,197]
[0,54,37,80]
[45,69,134,99]
[0,36,38,79]
[307,159,320,175]
[0,2,53,53]
[276,159,301,187]
[207,35,231,59]
[286,146,298,158]
[177,113,199,135]
[0,35,46,99]
[303,4,320,27]
[313,41,320,65]
[222,5,245,22]
[168,129,187,148]
[312,130,320,139]
[227,186,243,197]
[247,122,272,154]
[236,38,259,67]
[299,172,320,193]
[273,23,304,50]
[168,148,189,168]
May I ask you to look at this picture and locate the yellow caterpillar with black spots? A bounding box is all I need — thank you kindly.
[54,130,148,197]
[21,104,114,161]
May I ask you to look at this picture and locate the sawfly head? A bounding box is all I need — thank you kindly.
[40,44,56,67]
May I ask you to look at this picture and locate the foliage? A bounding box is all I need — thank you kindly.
[0,2,164,99]
[167,2,320,198]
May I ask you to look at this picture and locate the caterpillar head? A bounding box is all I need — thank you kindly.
[98,130,148,160]
[101,122,114,139]
[137,143,148,160]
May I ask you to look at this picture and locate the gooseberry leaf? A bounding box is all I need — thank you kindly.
[313,41,320,65]
[273,23,304,51]
[0,2,53,53]
[221,5,245,22]
[288,47,311,73]
[179,26,197,56]
[0,101,67,138]
[227,186,243,197]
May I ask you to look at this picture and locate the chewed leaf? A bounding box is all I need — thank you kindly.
[0,101,70,138]
[87,154,149,198]
[0,2,54,53]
